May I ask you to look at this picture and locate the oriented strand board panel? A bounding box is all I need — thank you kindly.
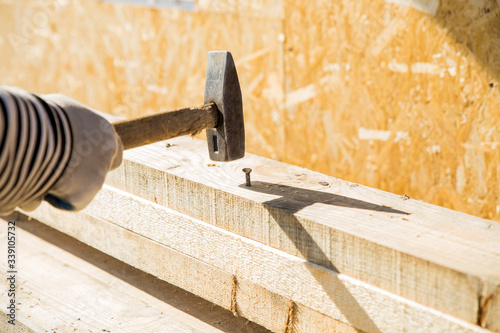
[283,0,500,221]
[0,0,499,217]
[0,0,284,157]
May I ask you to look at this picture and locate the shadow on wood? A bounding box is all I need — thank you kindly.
[15,215,271,333]
[242,181,409,216]
[241,181,394,332]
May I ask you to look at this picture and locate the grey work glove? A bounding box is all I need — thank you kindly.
[0,86,122,215]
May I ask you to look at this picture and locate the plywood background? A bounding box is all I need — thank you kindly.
[0,0,499,221]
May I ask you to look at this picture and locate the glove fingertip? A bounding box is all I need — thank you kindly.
[110,135,123,170]
[44,194,76,211]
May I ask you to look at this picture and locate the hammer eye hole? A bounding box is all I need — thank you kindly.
[212,135,219,153]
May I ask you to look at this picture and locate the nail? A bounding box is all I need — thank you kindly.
[242,168,252,186]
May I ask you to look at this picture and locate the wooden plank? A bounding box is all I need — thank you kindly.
[25,195,493,333]
[101,136,500,330]
[21,205,359,333]
[0,217,268,333]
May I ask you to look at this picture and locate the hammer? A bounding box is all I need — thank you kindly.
[112,51,245,161]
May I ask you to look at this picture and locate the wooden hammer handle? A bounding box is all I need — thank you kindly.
[113,103,218,150]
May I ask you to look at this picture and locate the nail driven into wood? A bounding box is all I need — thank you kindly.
[242,168,252,186]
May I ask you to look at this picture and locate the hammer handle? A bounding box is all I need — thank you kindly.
[113,103,218,150]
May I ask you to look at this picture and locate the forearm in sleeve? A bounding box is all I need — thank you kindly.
[0,86,72,215]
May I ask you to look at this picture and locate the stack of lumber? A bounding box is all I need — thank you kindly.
[0,216,266,332]
[15,130,500,332]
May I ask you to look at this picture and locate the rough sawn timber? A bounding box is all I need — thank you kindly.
[102,136,500,331]
[23,201,361,333]
[25,192,493,333]
[23,135,500,332]
[0,217,248,333]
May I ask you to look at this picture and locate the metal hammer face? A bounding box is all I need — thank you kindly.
[204,51,245,161]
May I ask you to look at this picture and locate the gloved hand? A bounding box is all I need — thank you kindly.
[41,93,123,211]
[0,86,122,215]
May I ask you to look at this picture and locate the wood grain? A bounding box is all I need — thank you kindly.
[0,218,245,333]
[101,137,500,330]
[21,205,360,333]
[24,199,493,333]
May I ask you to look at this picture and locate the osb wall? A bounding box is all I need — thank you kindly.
[0,0,499,221]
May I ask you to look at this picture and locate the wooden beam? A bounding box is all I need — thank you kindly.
[0,217,266,333]
[98,136,500,331]
[24,196,492,333]
[21,204,358,333]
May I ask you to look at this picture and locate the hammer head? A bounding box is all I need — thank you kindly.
[204,51,245,161]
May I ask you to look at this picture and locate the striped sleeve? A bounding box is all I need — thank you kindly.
[0,86,72,215]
